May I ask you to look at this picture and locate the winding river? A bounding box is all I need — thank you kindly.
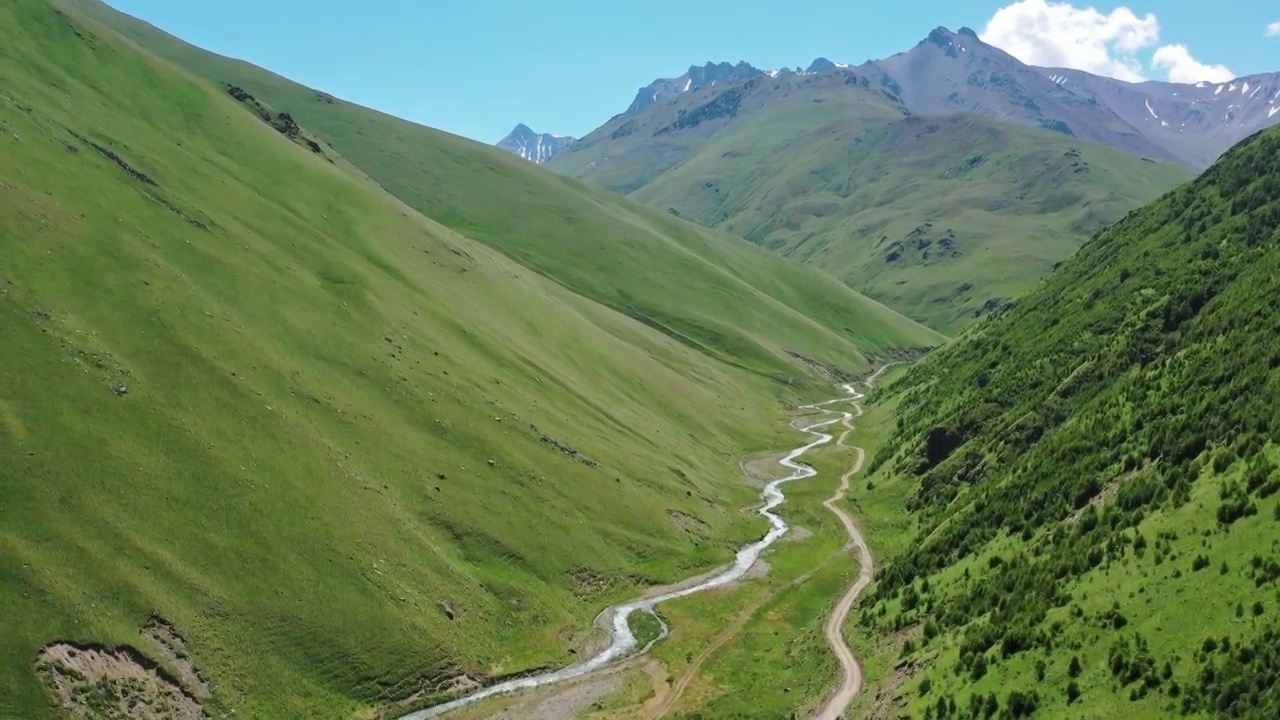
[400,384,863,719]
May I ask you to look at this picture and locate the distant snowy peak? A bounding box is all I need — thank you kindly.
[626,61,764,114]
[496,124,576,164]
[805,57,852,74]
[1040,69,1280,137]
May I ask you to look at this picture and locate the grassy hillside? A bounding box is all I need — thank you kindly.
[547,74,1191,333]
[846,125,1280,718]
[67,0,942,378]
[634,114,1191,333]
[0,2,937,719]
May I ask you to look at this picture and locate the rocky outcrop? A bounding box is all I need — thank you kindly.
[225,85,328,159]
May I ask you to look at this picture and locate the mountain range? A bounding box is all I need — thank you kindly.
[502,26,1280,171]
[488,27,1275,333]
[1042,67,1280,168]
[540,34,1198,332]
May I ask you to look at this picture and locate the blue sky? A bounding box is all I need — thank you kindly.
[105,0,1279,143]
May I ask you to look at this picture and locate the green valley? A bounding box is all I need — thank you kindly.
[0,2,938,719]
[484,119,1277,720]
[7,2,1280,720]
[548,69,1192,333]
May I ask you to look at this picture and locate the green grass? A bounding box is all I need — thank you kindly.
[68,0,944,378]
[0,3,938,719]
[668,459,857,719]
[628,611,665,651]
[843,125,1280,718]
[547,75,1192,333]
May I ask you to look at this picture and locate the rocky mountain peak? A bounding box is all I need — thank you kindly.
[495,124,575,165]
[807,57,840,73]
[507,123,536,138]
[924,26,957,48]
[626,61,764,114]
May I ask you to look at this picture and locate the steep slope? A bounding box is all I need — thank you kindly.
[66,0,942,379]
[550,69,1189,332]
[850,126,1280,718]
[495,123,574,164]
[0,3,937,719]
[1043,68,1280,169]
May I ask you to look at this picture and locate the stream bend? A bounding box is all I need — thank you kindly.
[401,384,863,719]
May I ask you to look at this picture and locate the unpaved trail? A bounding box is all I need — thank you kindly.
[810,364,895,720]
[648,544,849,719]
[400,386,860,719]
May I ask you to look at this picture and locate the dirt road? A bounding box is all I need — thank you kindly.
[810,365,893,720]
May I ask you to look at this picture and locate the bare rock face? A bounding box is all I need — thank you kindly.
[1037,69,1280,168]
[625,61,765,115]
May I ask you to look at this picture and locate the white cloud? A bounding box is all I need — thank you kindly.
[1267,20,1280,37]
[980,1,1235,84]
[981,0,1157,81]
[1151,44,1235,84]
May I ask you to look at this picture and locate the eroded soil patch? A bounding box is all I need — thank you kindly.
[36,643,206,720]
[667,509,710,537]
[141,616,211,698]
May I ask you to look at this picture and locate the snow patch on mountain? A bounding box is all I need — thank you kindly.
[496,124,576,164]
